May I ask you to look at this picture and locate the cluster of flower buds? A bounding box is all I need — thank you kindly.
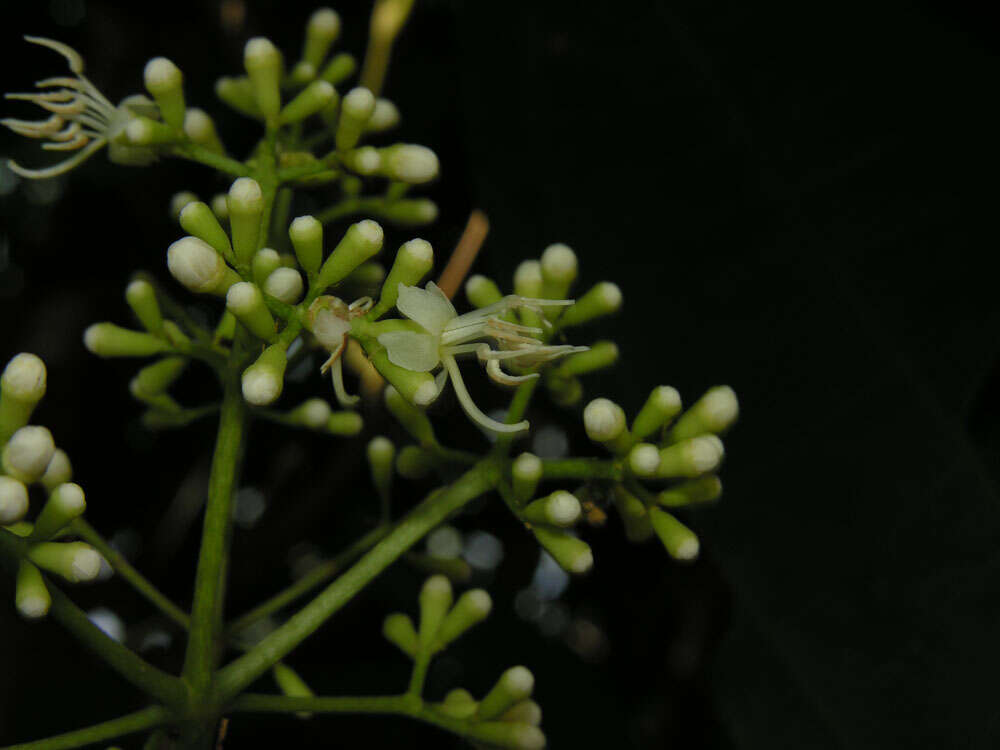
[0,353,103,619]
[383,575,545,749]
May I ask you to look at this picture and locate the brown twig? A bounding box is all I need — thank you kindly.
[436,209,490,300]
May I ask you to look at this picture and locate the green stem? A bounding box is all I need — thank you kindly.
[71,519,190,630]
[0,706,170,750]
[541,457,622,481]
[171,142,249,177]
[213,463,497,702]
[493,380,539,456]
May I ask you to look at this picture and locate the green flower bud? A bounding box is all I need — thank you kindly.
[522,490,581,528]
[241,343,288,406]
[511,452,542,504]
[547,374,582,407]
[632,385,682,441]
[377,144,439,184]
[303,8,341,69]
[383,612,419,657]
[40,449,72,492]
[125,117,176,145]
[396,444,433,480]
[627,443,662,478]
[319,52,356,85]
[228,177,265,266]
[183,108,225,153]
[553,341,618,378]
[344,261,385,289]
[2,425,54,483]
[611,486,654,543]
[215,76,261,119]
[253,247,282,286]
[472,722,546,750]
[657,476,723,508]
[143,57,185,130]
[288,398,331,429]
[179,201,233,263]
[438,688,478,719]
[373,239,433,316]
[131,357,187,401]
[343,146,381,175]
[243,37,283,119]
[15,560,50,619]
[368,98,400,132]
[226,282,276,341]
[283,217,323,280]
[316,219,384,290]
[500,700,543,726]
[383,385,436,445]
[373,198,438,227]
[84,323,170,358]
[125,279,163,334]
[0,353,46,443]
[540,243,578,300]
[557,281,623,328]
[649,507,699,561]
[418,574,453,650]
[263,267,304,304]
[433,589,492,651]
[479,666,535,720]
[288,61,316,87]
[0,476,30,525]
[367,436,395,500]
[583,398,627,443]
[668,385,739,441]
[280,80,336,124]
[31,482,85,540]
[335,87,375,151]
[166,237,240,296]
[655,435,724,479]
[28,541,102,583]
[513,260,543,298]
[532,526,593,575]
[169,191,199,221]
[272,663,315,719]
[326,411,363,436]
[465,275,503,309]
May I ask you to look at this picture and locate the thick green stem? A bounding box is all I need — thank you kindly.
[213,464,497,702]
[493,380,539,456]
[0,706,170,750]
[541,456,622,481]
[171,142,249,177]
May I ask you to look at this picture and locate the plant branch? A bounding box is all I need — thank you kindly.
[171,142,249,178]
[0,706,170,750]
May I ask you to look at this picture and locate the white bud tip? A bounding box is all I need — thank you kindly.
[242,369,281,406]
[583,398,625,442]
[652,385,682,412]
[401,238,433,264]
[596,281,622,311]
[464,589,492,616]
[353,146,381,174]
[629,444,661,476]
[412,380,439,406]
[17,595,49,619]
[512,726,547,750]
[310,7,341,35]
[313,80,335,98]
[513,452,542,480]
[675,537,700,560]
[143,57,181,91]
[514,261,543,293]
[701,385,739,429]
[42,449,72,485]
[391,145,439,182]
[370,98,400,130]
[466,275,491,294]
[300,398,332,429]
[423,574,452,598]
[229,177,263,210]
[226,281,260,313]
[263,267,304,304]
[125,119,154,145]
[356,219,384,246]
[83,325,101,354]
[55,482,86,514]
[2,352,46,400]
[343,87,375,116]
[210,194,229,219]
[687,436,724,474]
[547,491,581,526]
[0,476,29,524]
[503,666,535,698]
[367,435,394,459]
[541,243,577,281]
[126,279,152,299]
[4,425,56,479]
[569,546,594,574]
[245,37,280,66]
[183,108,213,139]
[289,215,322,241]
[167,236,224,293]
[71,548,102,582]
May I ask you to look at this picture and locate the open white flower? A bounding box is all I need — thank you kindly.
[2,37,157,178]
[377,281,586,433]
[308,295,373,408]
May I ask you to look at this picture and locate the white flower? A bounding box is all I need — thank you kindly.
[377,281,585,433]
[2,37,156,179]
[308,296,373,408]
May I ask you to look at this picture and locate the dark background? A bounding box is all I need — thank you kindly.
[2,0,1000,747]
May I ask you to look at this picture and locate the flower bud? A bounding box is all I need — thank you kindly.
[384,385,436,445]
[131,357,187,403]
[531,527,593,574]
[284,399,328,431]
[170,191,198,220]
[655,436,724,479]
[280,80,336,125]
[28,541,102,583]
[511,452,542,504]
[500,700,543,726]
[316,219,384,290]
[367,98,400,132]
[374,199,438,227]
[125,117,176,145]
[143,57,185,130]
[272,663,315,719]
[226,282,276,341]
[417,575,453,650]
[367,436,395,500]
[0,476,30,525]
[649,508,699,561]
[377,144,439,184]
[210,193,230,221]
[479,666,535,720]
[513,260,543,298]
[83,323,170,358]
[473,722,547,750]
[15,560,50,619]
[522,490,581,528]
[553,341,618,378]
[2,425,55,483]
[374,239,434,316]
[335,87,375,151]
[657,476,723,508]
[546,374,582,407]
[465,275,503,309]
[241,343,288,406]
[627,443,661,478]
[631,385,682,440]
[303,8,341,69]
[326,411,363,436]
[668,385,739,441]
[396,444,433,480]
[540,242,578,300]
[0,353,46,442]
[228,177,265,266]
[289,60,316,87]
[263,267,304,304]
[344,261,385,289]
[433,589,492,650]
[383,612,418,657]
[183,108,224,153]
[125,279,163,334]
[167,237,238,295]
[557,281,622,328]
[31,482,85,540]
[583,398,626,443]
[343,146,381,175]
[215,76,261,118]
[40,449,72,491]
[438,688,478,719]
[288,215,324,277]
[179,201,233,263]
[612,486,654,543]
[252,247,282,286]
[244,37,283,119]
[319,52,357,85]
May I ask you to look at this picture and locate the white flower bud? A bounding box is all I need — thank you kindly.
[479,666,536,720]
[2,352,46,402]
[0,476,29,524]
[583,397,626,442]
[288,215,324,276]
[513,260,543,298]
[465,275,503,309]
[263,267,304,304]
[522,490,581,527]
[167,236,227,293]
[381,144,439,183]
[244,37,283,118]
[143,57,182,96]
[170,191,198,220]
[628,443,661,477]
[2,425,56,482]
[342,86,375,119]
[670,385,739,440]
[558,281,623,328]
[368,98,400,132]
[540,243,578,297]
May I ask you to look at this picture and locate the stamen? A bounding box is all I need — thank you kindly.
[331,356,360,407]
[48,121,81,141]
[485,359,538,386]
[24,36,85,75]
[442,354,528,434]
[42,133,89,150]
[7,137,105,178]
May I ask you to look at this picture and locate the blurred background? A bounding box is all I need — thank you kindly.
[2,0,1000,747]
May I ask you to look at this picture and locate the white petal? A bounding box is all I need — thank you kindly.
[378,331,440,372]
[396,282,456,336]
[312,310,352,350]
